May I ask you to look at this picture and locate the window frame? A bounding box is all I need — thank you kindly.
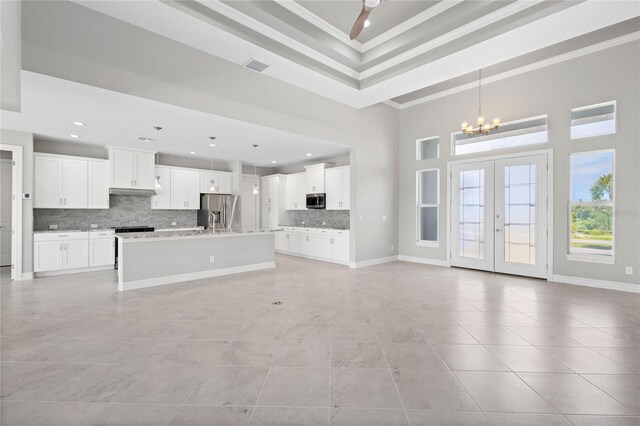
[416,136,440,161]
[567,149,615,264]
[451,115,548,156]
[416,168,440,247]
[570,100,616,140]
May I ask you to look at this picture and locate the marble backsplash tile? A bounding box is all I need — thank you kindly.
[33,195,197,231]
[286,210,350,229]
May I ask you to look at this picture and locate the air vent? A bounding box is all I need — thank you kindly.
[243,58,269,73]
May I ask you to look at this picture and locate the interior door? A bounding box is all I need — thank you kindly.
[450,161,495,272]
[450,154,548,279]
[0,159,12,266]
[495,155,548,278]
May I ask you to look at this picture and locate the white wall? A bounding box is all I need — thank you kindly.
[399,41,640,286]
[21,1,400,264]
[0,0,21,112]
[0,129,34,276]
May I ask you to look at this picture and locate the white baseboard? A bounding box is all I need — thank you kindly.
[398,255,450,267]
[276,251,349,266]
[349,256,398,269]
[551,274,640,293]
[34,265,114,278]
[119,261,276,291]
[16,272,34,281]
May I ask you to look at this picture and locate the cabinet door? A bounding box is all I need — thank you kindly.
[170,169,187,209]
[185,171,200,210]
[63,240,89,269]
[215,173,232,193]
[325,169,341,210]
[285,175,296,210]
[133,152,155,189]
[34,241,63,272]
[62,159,88,208]
[287,232,300,253]
[34,156,63,208]
[340,167,350,210]
[261,177,273,205]
[261,205,275,229]
[295,174,306,210]
[151,167,172,209]
[300,233,317,257]
[316,234,333,259]
[305,165,325,193]
[200,171,216,193]
[275,231,286,251]
[88,161,109,209]
[110,149,134,188]
[332,235,349,263]
[90,238,115,267]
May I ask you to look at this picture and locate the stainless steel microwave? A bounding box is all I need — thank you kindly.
[306,193,326,209]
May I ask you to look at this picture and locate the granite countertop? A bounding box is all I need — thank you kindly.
[34,227,203,234]
[278,224,350,231]
[117,229,279,241]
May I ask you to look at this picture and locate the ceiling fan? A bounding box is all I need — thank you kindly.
[350,0,386,40]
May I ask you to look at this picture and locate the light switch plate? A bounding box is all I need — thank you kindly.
[171,221,177,226]
[90,224,98,229]
[49,225,58,230]
[626,266,633,275]
[209,256,215,263]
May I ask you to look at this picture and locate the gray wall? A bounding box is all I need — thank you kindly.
[22,1,399,264]
[399,41,640,285]
[33,195,197,232]
[0,0,21,112]
[0,129,34,275]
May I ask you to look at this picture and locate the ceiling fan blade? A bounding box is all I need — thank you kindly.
[349,6,371,40]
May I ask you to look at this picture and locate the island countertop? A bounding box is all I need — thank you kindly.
[116,229,280,242]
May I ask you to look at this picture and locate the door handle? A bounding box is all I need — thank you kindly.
[496,229,503,232]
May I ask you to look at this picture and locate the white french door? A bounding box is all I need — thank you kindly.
[451,154,548,279]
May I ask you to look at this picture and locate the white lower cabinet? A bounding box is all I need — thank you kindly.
[276,227,349,265]
[34,231,114,273]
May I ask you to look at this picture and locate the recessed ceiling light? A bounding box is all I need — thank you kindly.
[209,143,216,147]
[272,160,277,164]
[364,19,371,28]
[72,121,86,126]
[190,151,196,154]
[70,134,80,138]
[306,153,312,157]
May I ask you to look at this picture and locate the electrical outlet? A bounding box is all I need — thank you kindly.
[209,256,215,263]
[49,225,58,230]
[90,224,98,229]
[322,222,326,226]
[171,221,177,226]
[626,266,633,275]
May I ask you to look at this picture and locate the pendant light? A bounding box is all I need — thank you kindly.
[154,126,162,189]
[252,144,259,195]
[208,137,217,192]
[461,69,500,135]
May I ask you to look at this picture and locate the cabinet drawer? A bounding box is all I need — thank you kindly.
[34,232,89,242]
[90,231,115,240]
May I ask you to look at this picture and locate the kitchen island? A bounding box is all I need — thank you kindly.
[116,229,276,291]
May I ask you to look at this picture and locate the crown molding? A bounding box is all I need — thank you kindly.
[396,32,640,110]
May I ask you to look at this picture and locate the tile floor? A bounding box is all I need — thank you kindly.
[1,258,639,425]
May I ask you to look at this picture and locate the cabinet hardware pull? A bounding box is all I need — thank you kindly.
[60,198,63,205]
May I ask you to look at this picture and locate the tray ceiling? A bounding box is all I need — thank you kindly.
[70,0,640,108]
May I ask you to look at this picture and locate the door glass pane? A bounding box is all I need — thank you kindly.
[503,164,536,265]
[459,169,485,259]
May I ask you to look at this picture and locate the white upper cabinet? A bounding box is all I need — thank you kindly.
[170,168,200,210]
[285,172,306,210]
[151,166,172,210]
[34,155,63,208]
[88,160,109,209]
[325,166,350,210]
[261,175,278,205]
[305,163,326,194]
[108,147,156,189]
[34,154,91,209]
[200,171,233,194]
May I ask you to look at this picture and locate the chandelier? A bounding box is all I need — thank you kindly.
[461,69,499,136]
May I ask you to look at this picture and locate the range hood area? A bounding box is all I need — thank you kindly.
[109,187,156,196]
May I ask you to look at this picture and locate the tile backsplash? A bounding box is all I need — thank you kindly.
[286,210,350,229]
[33,195,197,231]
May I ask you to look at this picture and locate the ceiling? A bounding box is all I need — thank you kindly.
[0,72,349,166]
[72,0,640,108]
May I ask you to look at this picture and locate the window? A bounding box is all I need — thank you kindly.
[571,101,616,139]
[417,136,439,160]
[417,169,439,246]
[453,116,548,155]
[569,150,614,260]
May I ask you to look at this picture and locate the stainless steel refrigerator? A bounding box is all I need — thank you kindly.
[197,194,240,232]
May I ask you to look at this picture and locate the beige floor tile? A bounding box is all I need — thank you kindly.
[251,407,329,425]
[461,325,531,345]
[484,412,571,425]
[538,346,633,374]
[273,338,331,367]
[582,374,640,413]
[258,367,330,407]
[434,344,509,371]
[382,342,449,370]
[406,410,489,425]
[564,415,640,426]
[393,369,478,411]
[186,366,268,406]
[455,371,556,413]
[485,345,573,373]
[331,368,403,409]
[417,324,478,344]
[331,341,387,368]
[169,405,252,425]
[330,407,409,425]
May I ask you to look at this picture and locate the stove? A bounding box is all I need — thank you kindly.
[113,226,155,269]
